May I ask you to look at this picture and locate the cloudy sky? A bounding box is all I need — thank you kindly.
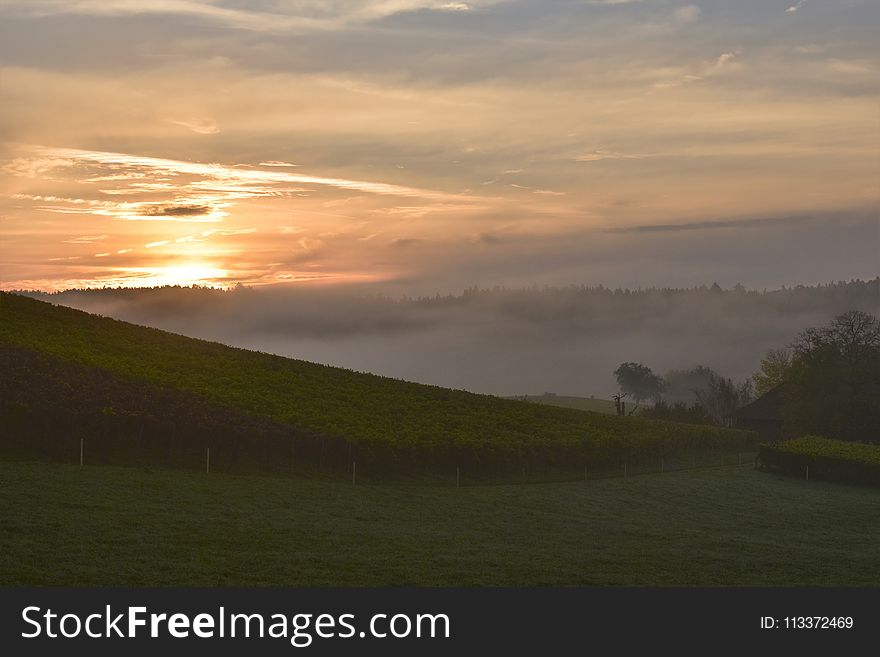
[1,0,877,293]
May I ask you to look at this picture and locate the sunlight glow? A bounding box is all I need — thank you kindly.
[123,263,231,288]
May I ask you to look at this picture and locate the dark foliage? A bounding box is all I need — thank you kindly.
[783,311,880,442]
[640,400,715,426]
[662,366,717,405]
[614,362,664,402]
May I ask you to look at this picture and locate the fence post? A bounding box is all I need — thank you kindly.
[624,463,628,479]
[739,452,742,466]
[660,457,664,473]
[806,465,809,482]
[206,447,210,474]
[456,466,460,488]
[352,461,356,485]
[80,438,83,467]
[584,465,587,481]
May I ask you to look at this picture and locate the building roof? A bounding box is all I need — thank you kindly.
[734,384,790,422]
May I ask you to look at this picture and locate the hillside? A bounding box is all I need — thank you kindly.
[0,292,753,478]
[505,394,647,415]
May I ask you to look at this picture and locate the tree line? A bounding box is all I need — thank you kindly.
[613,310,880,442]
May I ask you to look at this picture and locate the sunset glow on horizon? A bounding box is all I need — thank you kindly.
[1,1,877,293]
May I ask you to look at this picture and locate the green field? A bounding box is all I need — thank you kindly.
[1,459,877,586]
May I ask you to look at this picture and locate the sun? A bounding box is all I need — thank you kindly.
[124,262,231,288]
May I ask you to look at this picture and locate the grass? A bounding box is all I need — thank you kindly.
[506,394,649,416]
[1,459,877,586]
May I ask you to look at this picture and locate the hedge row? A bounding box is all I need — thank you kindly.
[757,436,880,486]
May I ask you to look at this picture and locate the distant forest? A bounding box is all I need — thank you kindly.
[16,278,879,398]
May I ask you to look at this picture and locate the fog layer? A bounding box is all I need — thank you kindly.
[25,280,879,398]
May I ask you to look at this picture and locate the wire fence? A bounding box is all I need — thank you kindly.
[3,435,759,487]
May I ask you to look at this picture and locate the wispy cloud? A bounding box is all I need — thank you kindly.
[652,50,740,89]
[10,0,331,32]
[95,203,228,223]
[5,145,477,229]
[84,172,147,182]
[372,201,492,219]
[64,234,109,244]
[786,1,806,14]
[826,59,872,75]
[608,212,842,234]
[714,52,738,70]
[652,74,703,89]
[260,161,301,168]
[13,194,100,205]
[31,146,468,200]
[575,150,648,162]
[168,118,220,135]
[138,204,212,218]
[3,0,508,32]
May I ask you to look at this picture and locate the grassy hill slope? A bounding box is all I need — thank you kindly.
[0,292,753,477]
[505,394,647,415]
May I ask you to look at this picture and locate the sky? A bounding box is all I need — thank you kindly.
[1,0,878,293]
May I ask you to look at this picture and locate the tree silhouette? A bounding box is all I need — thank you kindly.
[784,311,880,441]
[614,362,664,403]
